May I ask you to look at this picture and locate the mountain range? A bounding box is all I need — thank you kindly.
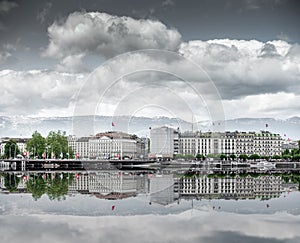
[0,116,299,140]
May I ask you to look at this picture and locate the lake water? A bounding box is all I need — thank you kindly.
[1,167,300,243]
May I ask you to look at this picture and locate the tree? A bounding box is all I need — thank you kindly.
[272,155,281,160]
[239,154,248,161]
[282,154,292,160]
[196,153,205,160]
[26,174,47,200]
[229,154,236,160]
[26,131,46,158]
[4,173,20,192]
[292,154,300,161]
[46,130,74,159]
[249,154,260,160]
[220,154,227,160]
[282,149,290,156]
[46,173,73,201]
[4,140,20,158]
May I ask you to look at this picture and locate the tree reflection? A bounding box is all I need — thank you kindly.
[26,173,74,201]
[4,174,20,192]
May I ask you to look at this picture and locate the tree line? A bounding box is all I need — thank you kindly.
[2,130,74,159]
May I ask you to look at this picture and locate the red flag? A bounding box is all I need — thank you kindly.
[284,134,286,137]
[112,205,115,211]
[265,123,268,128]
[75,153,79,159]
[112,122,115,127]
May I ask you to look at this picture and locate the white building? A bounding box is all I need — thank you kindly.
[253,131,282,156]
[179,175,284,200]
[150,126,179,158]
[0,138,28,157]
[181,131,281,157]
[68,131,146,159]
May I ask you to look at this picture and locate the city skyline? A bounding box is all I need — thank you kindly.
[0,0,300,124]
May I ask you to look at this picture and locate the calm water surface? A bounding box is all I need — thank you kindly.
[1,167,300,243]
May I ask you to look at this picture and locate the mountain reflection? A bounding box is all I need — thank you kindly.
[1,169,299,204]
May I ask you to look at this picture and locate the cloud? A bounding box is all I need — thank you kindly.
[179,39,300,99]
[0,1,18,14]
[0,69,86,117]
[56,54,89,73]
[162,0,175,7]
[42,11,182,63]
[37,2,52,24]
[1,210,300,243]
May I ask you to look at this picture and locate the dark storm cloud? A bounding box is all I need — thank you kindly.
[0,1,18,14]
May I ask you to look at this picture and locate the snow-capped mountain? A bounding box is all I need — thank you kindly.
[0,116,299,139]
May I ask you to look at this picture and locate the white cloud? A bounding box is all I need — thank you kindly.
[42,11,182,62]
[0,69,86,116]
[0,1,18,14]
[223,92,300,119]
[1,210,300,243]
[179,39,300,99]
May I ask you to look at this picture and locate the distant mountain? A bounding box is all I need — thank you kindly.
[0,115,299,139]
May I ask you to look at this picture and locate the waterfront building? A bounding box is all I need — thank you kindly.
[149,174,178,205]
[153,127,282,157]
[253,131,282,156]
[179,175,284,200]
[68,131,146,159]
[150,126,179,158]
[0,137,29,157]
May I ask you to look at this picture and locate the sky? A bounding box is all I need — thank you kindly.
[0,0,300,122]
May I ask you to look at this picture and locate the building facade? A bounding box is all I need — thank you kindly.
[152,127,282,157]
[0,138,29,157]
[68,131,146,159]
[150,126,179,158]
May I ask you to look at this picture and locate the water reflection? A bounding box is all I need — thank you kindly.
[1,168,300,242]
[1,169,299,204]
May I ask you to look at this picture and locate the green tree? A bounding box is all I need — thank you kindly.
[26,174,47,200]
[26,131,46,158]
[272,155,281,160]
[291,149,298,156]
[4,173,20,192]
[292,154,300,161]
[249,154,260,160]
[282,154,292,160]
[46,173,73,201]
[282,149,290,156]
[239,154,248,161]
[229,154,237,160]
[196,153,205,160]
[46,130,74,159]
[4,140,20,158]
[220,154,227,160]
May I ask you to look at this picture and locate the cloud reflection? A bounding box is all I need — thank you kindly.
[1,210,300,243]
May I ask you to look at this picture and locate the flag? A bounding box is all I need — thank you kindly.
[75,153,79,159]
[284,133,286,137]
[23,151,28,157]
[265,123,268,128]
[112,122,115,127]
[112,205,115,211]
[42,152,46,158]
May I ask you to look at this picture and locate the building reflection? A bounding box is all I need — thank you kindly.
[0,170,299,204]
